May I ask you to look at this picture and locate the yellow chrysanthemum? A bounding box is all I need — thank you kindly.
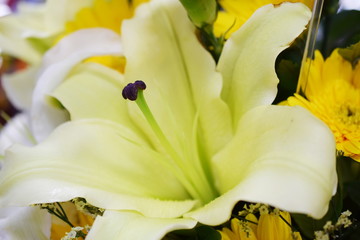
[219,211,301,240]
[56,0,147,72]
[214,0,314,38]
[59,0,147,38]
[287,49,360,161]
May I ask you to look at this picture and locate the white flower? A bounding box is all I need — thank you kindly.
[0,0,337,239]
[0,114,50,240]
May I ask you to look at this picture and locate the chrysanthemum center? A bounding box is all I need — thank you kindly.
[316,81,360,134]
[338,104,360,126]
[299,79,360,159]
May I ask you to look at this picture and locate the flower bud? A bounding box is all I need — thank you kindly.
[179,0,217,27]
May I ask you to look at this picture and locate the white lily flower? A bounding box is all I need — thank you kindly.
[0,0,337,239]
[0,0,94,111]
[0,205,50,240]
[0,114,35,156]
[0,0,94,61]
[0,0,137,141]
[0,114,51,240]
[30,28,122,142]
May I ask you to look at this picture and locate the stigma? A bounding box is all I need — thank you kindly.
[122,80,146,101]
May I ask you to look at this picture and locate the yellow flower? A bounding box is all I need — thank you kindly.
[220,214,257,240]
[50,202,94,240]
[214,0,314,38]
[287,49,360,161]
[219,211,302,240]
[56,0,147,72]
[58,0,148,39]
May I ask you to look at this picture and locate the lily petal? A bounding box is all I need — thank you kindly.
[0,0,94,62]
[0,119,196,218]
[218,3,311,128]
[52,62,150,140]
[0,114,50,240]
[31,28,122,142]
[0,110,49,240]
[42,0,94,37]
[186,106,336,224]
[122,0,232,156]
[8,0,94,39]
[52,63,127,124]
[2,66,39,111]
[0,113,34,156]
[0,206,50,240]
[0,4,43,64]
[87,210,196,240]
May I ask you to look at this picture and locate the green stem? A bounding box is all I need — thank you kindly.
[198,24,224,62]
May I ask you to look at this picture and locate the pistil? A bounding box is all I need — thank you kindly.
[122,81,217,203]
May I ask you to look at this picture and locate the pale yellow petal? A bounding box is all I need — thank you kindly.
[218,3,311,128]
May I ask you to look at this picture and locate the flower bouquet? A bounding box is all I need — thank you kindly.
[0,0,359,239]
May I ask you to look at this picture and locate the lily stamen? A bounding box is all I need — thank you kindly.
[122,80,213,203]
[122,80,146,101]
[122,81,176,159]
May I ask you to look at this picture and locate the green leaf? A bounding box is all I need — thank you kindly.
[338,41,360,67]
[196,225,221,240]
[165,225,220,240]
[274,30,306,104]
[274,59,300,104]
[323,10,360,56]
[336,156,360,189]
[346,181,360,207]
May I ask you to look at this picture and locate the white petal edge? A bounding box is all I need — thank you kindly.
[2,66,39,111]
[218,3,311,128]
[0,206,50,240]
[40,0,94,37]
[86,210,196,240]
[15,0,94,38]
[0,5,43,64]
[52,62,126,122]
[30,28,122,142]
[0,113,34,156]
